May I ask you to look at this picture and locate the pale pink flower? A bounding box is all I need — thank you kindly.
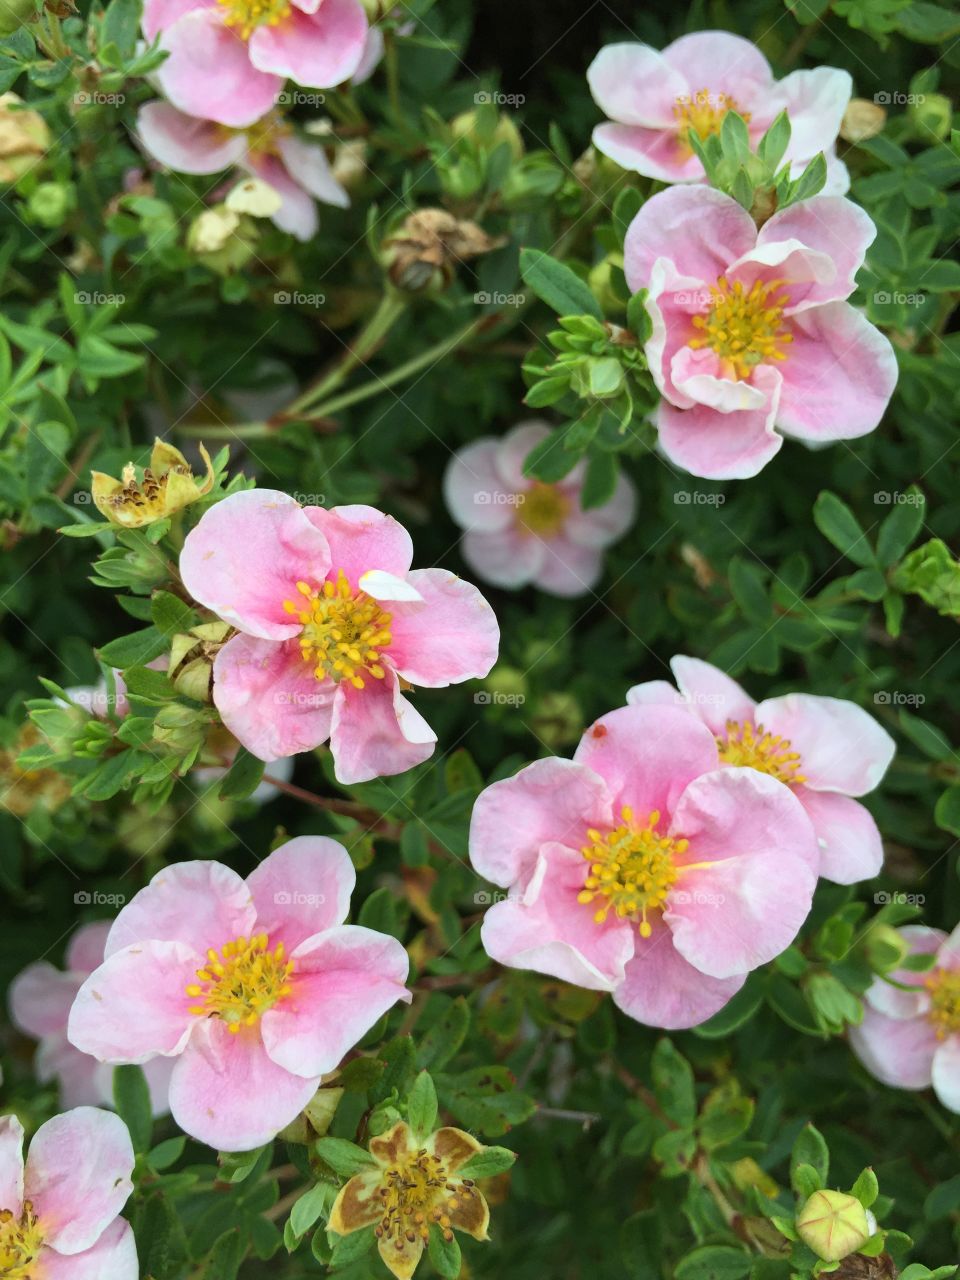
[136,102,349,241]
[588,31,852,193]
[68,838,411,1150]
[0,1107,137,1278]
[9,922,173,1113]
[178,491,500,784]
[627,656,895,885]
[624,186,898,479]
[850,925,960,1111]
[142,0,368,129]
[443,421,636,598]
[468,703,818,1030]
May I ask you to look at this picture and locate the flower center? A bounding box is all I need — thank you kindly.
[688,276,793,381]
[241,111,292,158]
[578,807,686,935]
[674,87,751,150]
[216,0,291,39]
[926,969,960,1038]
[718,719,806,785]
[0,1201,43,1278]
[516,483,569,538]
[376,1150,469,1249]
[186,933,293,1033]
[284,569,393,690]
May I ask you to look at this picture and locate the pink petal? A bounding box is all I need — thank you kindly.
[757,693,895,795]
[248,0,368,86]
[776,303,898,441]
[793,788,884,884]
[443,438,515,534]
[592,122,703,183]
[305,504,413,589]
[244,151,318,241]
[386,568,499,687]
[657,366,784,480]
[821,148,851,195]
[68,941,198,1064]
[212,633,336,763]
[624,186,757,294]
[9,964,80,1039]
[351,22,383,84]
[329,667,436,784]
[25,1108,133,1255]
[156,9,282,129]
[180,489,332,641]
[468,757,614,888]
[776,66,852,169]
[105,860,255,958]
[613,922,747,1029]
[864,926,944,1020]
[849,1005,938,1089]
[37,1037,109,1108]
[66,922,112,975]
[41,1217,138,1280]
[586,42,686,127]
[625,679,688,710]
[168,1019,321,1150]
[665,768,817,978]
[670,655,756,736]
[262,925,410,1076]
[662,31,774,98]
[461,527,545,589]
[276,133,349,206]
[753,196,874,313]
[573,704,720,822]
[562,471,636,549]
[931,1037,960,1113]
[480,843,636,991]
[142,0,209,41]
[136,101,248,174]
[359,569,423,603]
[645,259,712,408]
[533,536,606,597]
[0,1115,25,1217]
[246,836,356,951]
[670,345,769,413]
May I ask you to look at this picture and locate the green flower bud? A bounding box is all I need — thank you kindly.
[27,180,72,228]
[863,923,910,974]
[484,665,528,702]
[910,92,952,140]
[0,0,38,34]
[796,1190,873,1262]
[531,691,582,749]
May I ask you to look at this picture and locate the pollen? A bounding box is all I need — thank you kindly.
[0,1200,44,1279]
[216,0,291,39]
[674,87,751,150]
[186,933,293,1033]
[688,275,793,381]
[719,719,806,785]
[516,482,570,539]
[926,968,960,1039]
[283,568,393,691]
[578,807,686,937]
[375,1149,476,1248]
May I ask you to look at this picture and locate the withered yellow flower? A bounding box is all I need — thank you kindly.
[91,439,215,528]
[328,1121,490,1280]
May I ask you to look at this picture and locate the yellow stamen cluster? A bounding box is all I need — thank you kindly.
[674,87,751,149]
[284,569,392,690]
[243,111,292,158]
[578,807,686,935]
[216,0,291,39]
[689,276,793,381]
[375,1149,478,1250]
[516,483,570,539]
[0,1200,43,1279]
[719,719,806,785]
[186,934,293,1033]
[926,968,960,1039]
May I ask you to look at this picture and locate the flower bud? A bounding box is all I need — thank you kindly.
[484,665,528,702]
[0,93,49,181]
[382,208,503,291]
[27,179,72,228]
[797,1190,872,1262]
[451,109,524,161]
[840,99,886,143]
[909,92,952,140]
[0,0,39,35]
[863,923,910,973]
[531,691,582,749]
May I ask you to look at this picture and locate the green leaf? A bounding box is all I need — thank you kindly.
[314,1136,377,1178]
[693,975,764,1038]
[150,589,198,637]
[101,0,141,57]
[790,1124,829,1191]
[581,452,618,510]
[924,1174,960,1220]
[407,1070,439,1138]
[427,1223,462,1278]
[852,1167,880,1209]
[934,786,960,837]
[813,492,876,567]
[522,428,583,483]
[148,1136,186,1171]
[876,488,926,566]
[113,1064,153,1152]
[729,557,772,624]
[328,1225,375,1267]
[457,1145,517,1179]
[218,746,266,801]
[417,997,470,1071]
[436,1066,536,1136]
[651,1038,696,1127]
[519,247,603,320]
[202,1229,245,1280]
[288,1183,330,1239]
[99,625,167,668]
[675,1245,752,1280]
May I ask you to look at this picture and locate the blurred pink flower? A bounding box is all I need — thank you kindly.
[443,421,636,597]
[588,31,851,193]
[850,925,960,1111]
[468,703,817,1029]
[0,1108,137,1278]
[68,837,411,1150]
[142,0,368,129]
[9,921,173,1113]
[178,490,499,784]
[627,655,895,884]
[624,186,897,478]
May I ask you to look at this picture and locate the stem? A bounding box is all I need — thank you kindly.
[291,291,409,415]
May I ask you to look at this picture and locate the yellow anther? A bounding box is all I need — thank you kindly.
[185,933,293,1030]
[719,719,806,784]
[926,969,960,1039]
[284,568,393,689]
[688,276,793,380]
[516,482,570,538]
[674,87,751,151]
[579,806,684,932]
[216,0,292,40]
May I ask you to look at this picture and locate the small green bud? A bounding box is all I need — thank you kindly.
[0,0,38,38]
[27,180,72,228]
[863,923,910,974]
[484,665,528,702]
[910,92,952,140]
[531,691,582,749]
[796,1190,873,1262]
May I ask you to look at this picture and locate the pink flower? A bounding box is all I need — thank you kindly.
[624,185,898,479]
[178,491,500,784]
[142,0,369,129]
[443,420,636,598]
[627,655,895,885]
[588,32,852,193]
[0,1107,137,1278]
[849,925,960,1111]
[468,703,817,1030]
[9,922,174,1113]
[136,102,349,241]
[68,837,411,1150]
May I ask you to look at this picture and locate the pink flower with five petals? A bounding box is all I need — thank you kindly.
[468,704,818,1030]
[68,838,411,1151]
[178,490,499,784]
